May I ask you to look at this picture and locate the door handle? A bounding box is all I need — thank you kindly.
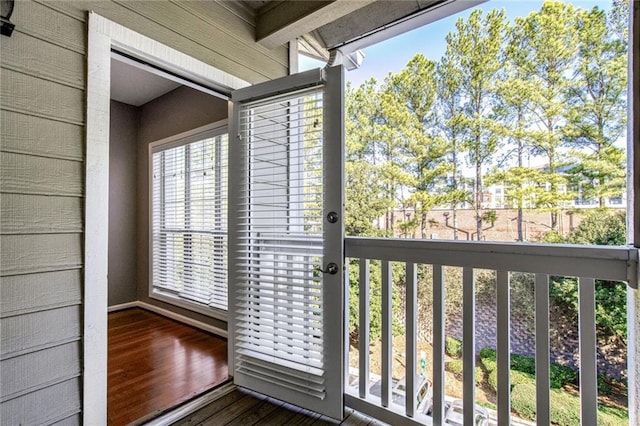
[316,262,339,275]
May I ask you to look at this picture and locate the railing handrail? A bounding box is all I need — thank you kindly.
[345,236,639,288]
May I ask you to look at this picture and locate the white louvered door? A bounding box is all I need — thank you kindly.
[229,66,344,419]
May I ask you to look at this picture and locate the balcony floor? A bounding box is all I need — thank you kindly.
[171,386,386,426]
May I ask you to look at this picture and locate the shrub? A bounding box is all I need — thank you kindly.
[512,385,581,426]
[480,348,577,389]
[447,359,463,374]
[511,353,536,375]
[487,368,534,392]
[445,337,462,358]
[475,366,485,383]
[479,347,496,361]
[549,363,578,388]
[598,374,613,396]
[511,383,537,421]
[549,389,582,426]
[445,359,483,383]
[480,356,496,374]
[545,210,628,341]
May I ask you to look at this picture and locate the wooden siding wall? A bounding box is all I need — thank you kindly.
[0,1,288,423]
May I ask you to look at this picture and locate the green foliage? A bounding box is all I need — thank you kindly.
[445,337,462,358]
[447,359,463,375]
[549,363,579,388]
[546,209,627,340]
[510,384,538,421]
[511,384,627,425]
[565,209,626,246]
[348,259,404,342]
[344,0,628,240]
[479,347,576,389]
[598,374,613,396]
[487,368,535,393]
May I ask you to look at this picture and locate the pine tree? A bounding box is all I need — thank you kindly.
[383,54,453,238]
[444,8,506,240]
[491,17,538,240]
[345,80,390,237]
[436,36,471,239]
[518,0,580,230]
[565,6,627,207]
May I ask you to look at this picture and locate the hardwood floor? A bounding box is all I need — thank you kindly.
[171,386,386,426]
[108,308,228,425]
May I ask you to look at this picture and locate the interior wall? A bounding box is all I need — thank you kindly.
[136,86,229,329]
[108,101,140,306]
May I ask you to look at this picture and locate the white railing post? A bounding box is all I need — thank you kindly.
[578,277,598,425]
[629,286,640,426]
[496,270,511,425]
[432,265,445,425]
[406,263,418,418]
[345,260,350,390]
[381,260,393,408]
[462,267,476,423]
[535,274,551,425]
[359,258,370,399]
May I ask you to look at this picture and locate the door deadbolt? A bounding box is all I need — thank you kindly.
[327,211,339,223]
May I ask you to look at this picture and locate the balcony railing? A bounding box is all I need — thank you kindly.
[344,237,638,425]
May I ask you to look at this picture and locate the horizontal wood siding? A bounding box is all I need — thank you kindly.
[0,234,83,277]
[0,194,83,234]
[0,378,81,425]
[0,31,85,89]
[51,413,82,426]
[0,110,84,161]
[46,0,289,82]
[1,341,81,401]
[0,270,82,318]
[0,69,85,125]
[0,306,81,360]
[12,1,86,54]
[1,153,84,197]
[0,0,289,422]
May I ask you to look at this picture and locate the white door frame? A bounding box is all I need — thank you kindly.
[85,13,248,424]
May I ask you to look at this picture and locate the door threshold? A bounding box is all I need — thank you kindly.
[141,381,236,426]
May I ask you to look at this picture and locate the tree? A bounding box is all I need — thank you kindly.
[444,9,506,240]
[547,209,627,342]
[565,6,627,207]
[518,1,581,230]
[345,80,391,237]
[384,54,453,238]
[436,34,472,239]
[492,17,538,240]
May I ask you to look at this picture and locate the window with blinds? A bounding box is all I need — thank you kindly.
[150,127,228,315]
[233,87,328,399]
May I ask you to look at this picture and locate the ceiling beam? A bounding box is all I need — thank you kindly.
[256,0,374,49]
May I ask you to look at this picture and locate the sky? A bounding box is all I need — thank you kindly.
[299,0,612,87]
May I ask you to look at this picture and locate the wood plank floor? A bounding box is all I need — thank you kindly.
[108,308,229,425]
[171,386,386,426]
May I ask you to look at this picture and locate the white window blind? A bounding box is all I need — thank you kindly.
[234,87,327,398]
[151,131,228,313]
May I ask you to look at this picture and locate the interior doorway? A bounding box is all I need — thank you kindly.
[107,52,228,424]
[85,13,248,424]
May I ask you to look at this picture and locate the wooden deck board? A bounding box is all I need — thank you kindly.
[173,387,386,426]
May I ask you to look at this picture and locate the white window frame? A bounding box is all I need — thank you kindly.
[148,120,228,320]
